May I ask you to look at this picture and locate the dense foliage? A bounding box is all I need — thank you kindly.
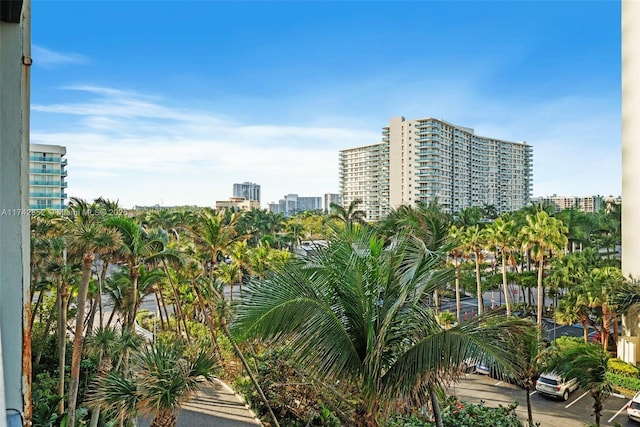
[28,198,624,427]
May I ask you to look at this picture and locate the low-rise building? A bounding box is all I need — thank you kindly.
[216,197,260,211]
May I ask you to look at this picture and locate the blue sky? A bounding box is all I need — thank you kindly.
[30,1,621,209]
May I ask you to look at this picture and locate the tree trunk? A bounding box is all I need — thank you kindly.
[613,312,619,350]
[594,396,602,426]
[150,409,176,427]
[157,285,171,330]
[475,253,483,315]
[154,290,166,330]
[126,272,139,330]
[581,315,589,343]
[106,307,117,328]
[86,297,98,334]
[67,256,94,427]
[98,260,110,329]
[537,257,544,326]
[162,260,191,343]
[430,387,444,427]
[31,286,45,326]
[57,280,69,416]
[602,306,611,351]
[526,386,533,426]
[501,249,511,317]
[455,261,461,324]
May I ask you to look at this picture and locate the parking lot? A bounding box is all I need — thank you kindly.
[450,371,638,426]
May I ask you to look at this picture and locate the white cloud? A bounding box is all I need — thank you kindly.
[31,84,621,210]
[32,45,89,67]
[31,86,379,208]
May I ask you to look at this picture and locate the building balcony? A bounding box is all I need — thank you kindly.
[30,180,63,186]
[29,156,61,162]
[30,192,64,198]
[29,204,65,210]
[30,168,61,175]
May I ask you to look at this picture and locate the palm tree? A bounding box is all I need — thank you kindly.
[448,225,465,323]
[84,326,119,427]
[586,266,625,351]
[64,198,122,427]
[556,284,592,343]
[228,240,252,298]
[519,211,568,325]
[453,206,483,227]
[104,217,177,329]
[89,340,218,427]
[329,198,366,229]
[541,342,612,426]
[516,332,546,427]
[460,225,486,315]
[187,208,243,285]
[233,227,537,427]
[484,218,517,317]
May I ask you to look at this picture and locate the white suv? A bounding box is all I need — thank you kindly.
[628,391,640,422]
[535,372,579,401]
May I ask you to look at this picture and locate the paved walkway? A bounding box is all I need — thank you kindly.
[139,379,263,427]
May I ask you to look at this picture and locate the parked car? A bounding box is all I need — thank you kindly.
[535,372,579,401]
[627,391,640,422]
[475,360,491,375]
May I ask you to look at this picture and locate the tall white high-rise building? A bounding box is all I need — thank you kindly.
[233,182,261,203]
[339,116,532,219]
[339,142,389,221]
[29,144,68,210]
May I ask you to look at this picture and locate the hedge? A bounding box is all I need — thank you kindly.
[608,358,640,379]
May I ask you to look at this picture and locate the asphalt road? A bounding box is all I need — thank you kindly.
[452,371,637,427]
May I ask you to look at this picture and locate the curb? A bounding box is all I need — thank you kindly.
[215,378,264,426]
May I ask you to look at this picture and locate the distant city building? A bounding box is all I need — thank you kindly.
[268,194,322,216]
[339,116,532,220]
[531,195,606,213]
[233,182,261,203]
[215,197,260,211]
[29,143,68,210]
[339,142,389,221]
[605,195,622,210]
[323,193,341,213]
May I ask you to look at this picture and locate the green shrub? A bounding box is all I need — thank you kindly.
[552,336,582,351]
[606,371,640,392]
[608,358,640,378]
[385,397,523,427]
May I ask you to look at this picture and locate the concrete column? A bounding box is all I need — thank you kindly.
[0,0,30,425]
[622,1,640,336]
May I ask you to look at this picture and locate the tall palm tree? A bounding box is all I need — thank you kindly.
[187,208,243,285]
[484,218,517,317]
[104,217,176,329]
[64,198,122,427]
[228,240,252,298]
[460,225,486,315]
[519,211,568,325]
[586,266,625,351]
[89,340,218,427]
[541,342,612,426]
[448,225,465,323]
[233,227,536,427]
[513,332,546,427]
